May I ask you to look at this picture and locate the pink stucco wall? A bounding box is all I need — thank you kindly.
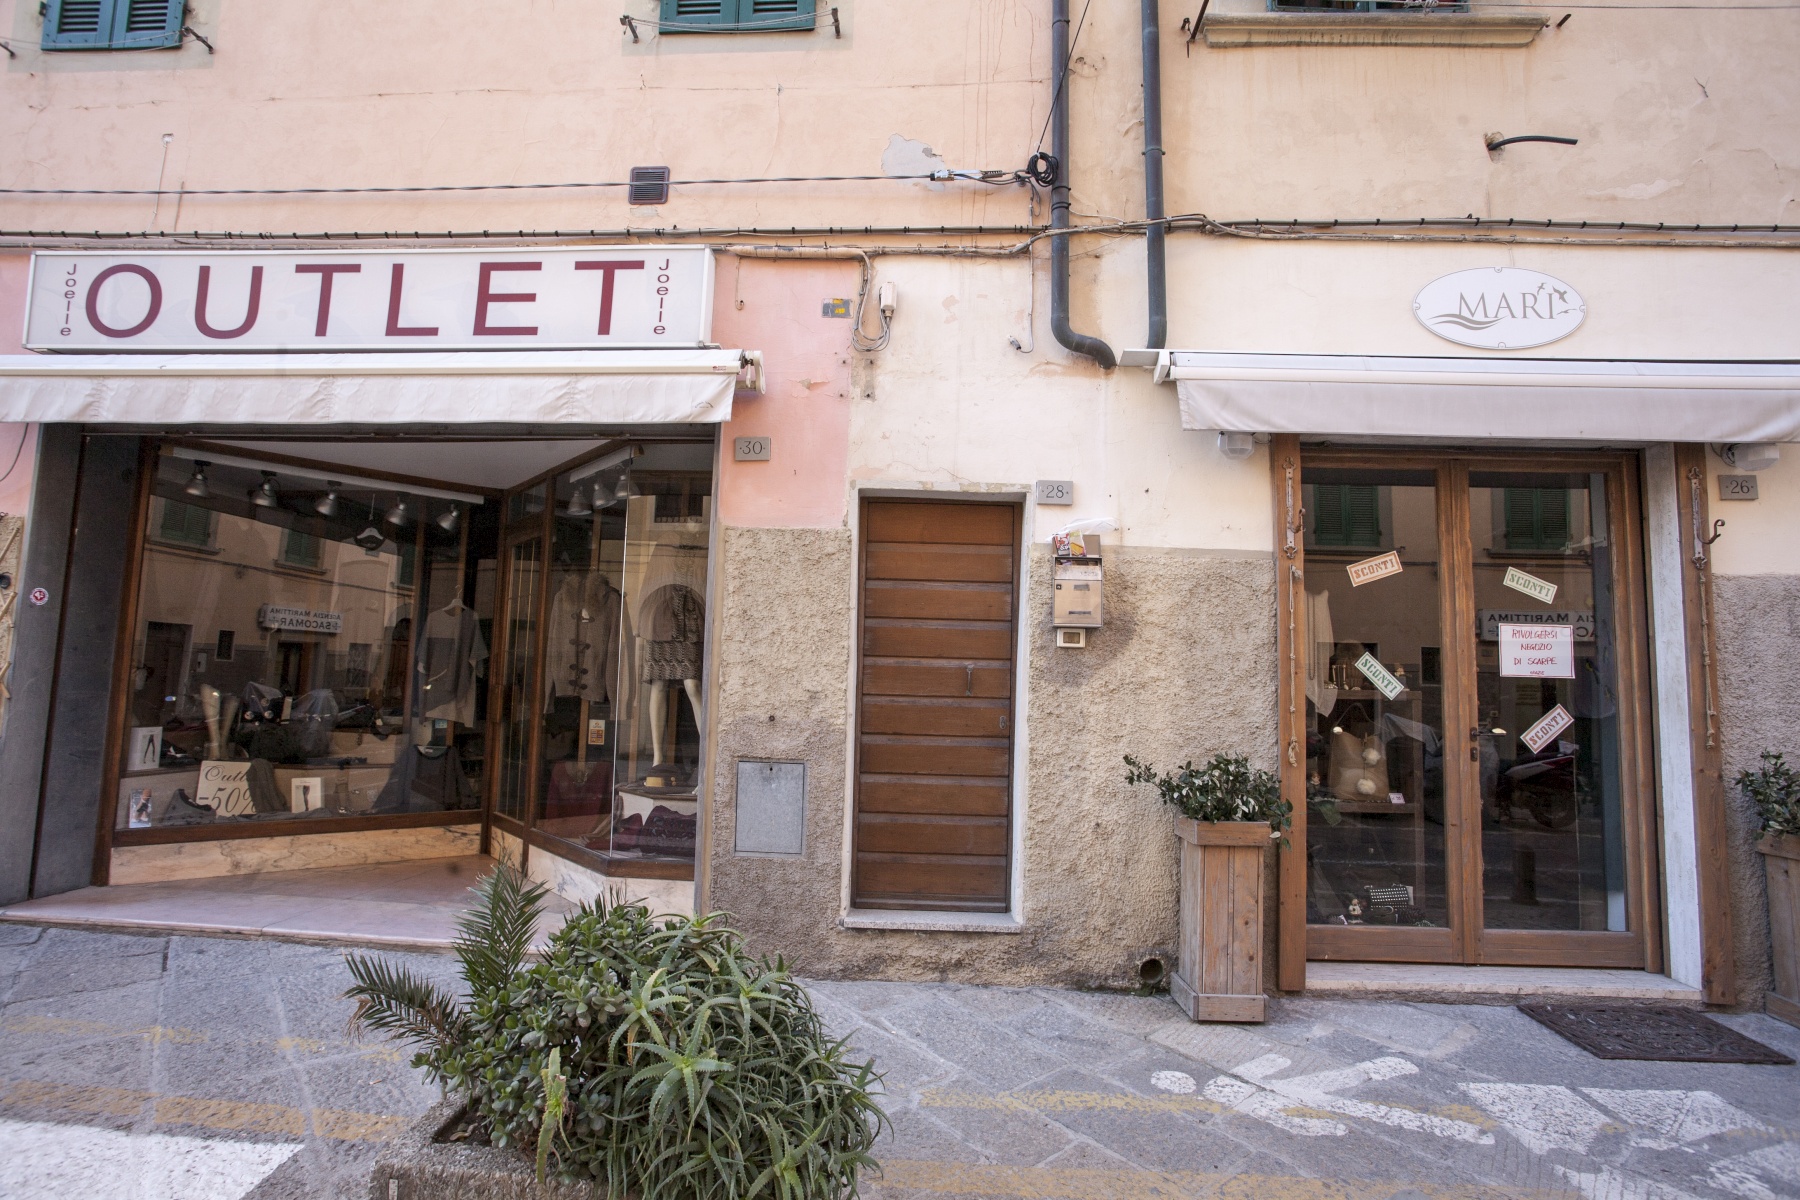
[710,257,853,531]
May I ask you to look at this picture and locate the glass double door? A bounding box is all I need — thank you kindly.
[1301,452,1657,968]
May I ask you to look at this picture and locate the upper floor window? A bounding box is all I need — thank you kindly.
[41,0,184,51]
[659,0,816,33]
[280,530,324,570]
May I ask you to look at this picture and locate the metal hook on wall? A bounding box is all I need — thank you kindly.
[1702,518,1726,547]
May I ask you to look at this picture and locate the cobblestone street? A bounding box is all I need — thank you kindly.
[1,922,1796,1199]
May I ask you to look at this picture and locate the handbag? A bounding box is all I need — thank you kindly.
[1329,729,1390,802]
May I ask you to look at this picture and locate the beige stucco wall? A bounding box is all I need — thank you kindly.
[704,523,1280,988]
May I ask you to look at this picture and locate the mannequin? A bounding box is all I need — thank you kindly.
[647,677,703,774]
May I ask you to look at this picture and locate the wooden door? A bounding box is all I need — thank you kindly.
[1296,450,1659,969]
[852,499,1019,912]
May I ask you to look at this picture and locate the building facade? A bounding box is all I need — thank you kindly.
[0,0,1795,1009]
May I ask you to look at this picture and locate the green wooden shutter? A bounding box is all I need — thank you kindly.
[743,0,816,30]
[1312,484,1381,547]
[1503,488,1572,551]
[43,0,181,49]
[42,0,116,49]
[113,0,184,49]
[660,0,815,31]
[159,500,212,547]
[281,530,323,568]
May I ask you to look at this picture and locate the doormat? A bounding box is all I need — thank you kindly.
[1520,1004,1795,1064]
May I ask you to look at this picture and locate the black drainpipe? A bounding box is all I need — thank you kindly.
[1050,0,1116,369]
[1141,0,1168,349]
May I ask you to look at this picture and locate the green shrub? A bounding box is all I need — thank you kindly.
[1738,750,1800,838]
[1124,751,1291,839]
[345,868,885,1198]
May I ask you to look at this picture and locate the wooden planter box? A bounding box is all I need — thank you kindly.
[1171,818,1270,1023]
[1760,832,1800,1029]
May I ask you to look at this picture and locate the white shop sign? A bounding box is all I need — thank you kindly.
[1498,622,1575,679]
[24,247,714,352]
[259,605,343,634]
[1414,267,1585,350]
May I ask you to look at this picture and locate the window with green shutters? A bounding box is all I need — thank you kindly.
[280,530,324,570]
[658,0,817,32]
[157,500,213,548]
[41,0,184,51]
[1311,484,1383,548]
[1502,487,1573,551]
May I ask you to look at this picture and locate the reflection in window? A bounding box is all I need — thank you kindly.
[118,450,496,832]
[1311,484,1383,548]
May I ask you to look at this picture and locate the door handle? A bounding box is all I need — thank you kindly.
[1469,726,1480,762]
[965,665,974,696]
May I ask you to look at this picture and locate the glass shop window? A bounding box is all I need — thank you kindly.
[116,450,498,833]
[532,444,712,866]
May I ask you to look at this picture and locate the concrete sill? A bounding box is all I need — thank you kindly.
[1202,12,1548,47]
[840,909,1023,934]
[1303,962,1704,1004]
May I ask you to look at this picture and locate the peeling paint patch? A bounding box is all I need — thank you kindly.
[881,134,947,181]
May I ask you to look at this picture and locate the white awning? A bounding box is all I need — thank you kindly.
[1123,350,1800,443]
[0,349,760,426]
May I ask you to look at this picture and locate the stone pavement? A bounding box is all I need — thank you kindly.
[0,920,1795,1199]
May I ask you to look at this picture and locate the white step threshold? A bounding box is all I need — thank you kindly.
[1303,962,1703,1004]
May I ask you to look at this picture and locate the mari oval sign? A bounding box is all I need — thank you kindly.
[1414,267,1585,350]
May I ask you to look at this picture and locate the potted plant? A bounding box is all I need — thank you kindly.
[345,867,886,1198]
[1126,752,1290,1024]
[1740,751,1800,1029]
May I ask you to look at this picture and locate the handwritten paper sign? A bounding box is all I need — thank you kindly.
[195,760,254,816]
[1503,566,1558,604]
[1355,652,1406,699]
[1521,704,1574,754]
[1499,623,1575,679]
[1347,551,1403,587]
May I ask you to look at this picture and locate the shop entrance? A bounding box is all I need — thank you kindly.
[1297,450,1659,968]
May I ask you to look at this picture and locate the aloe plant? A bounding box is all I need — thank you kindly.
[345,866,885,1198]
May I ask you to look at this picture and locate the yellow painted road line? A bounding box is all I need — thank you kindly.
[871,1160,1579,1200]
[0,1078,408,1143]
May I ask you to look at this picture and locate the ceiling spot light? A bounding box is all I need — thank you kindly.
[315,483,340,518]
[613,472,633,500]
[565,484,593,517]
[385,497,411,526]
[183,461,212,499]
[251,471,281,509]
[436,505,461,533]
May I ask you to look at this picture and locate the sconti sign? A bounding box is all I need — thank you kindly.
[1413,267,1585,350]
[24,247,714,352]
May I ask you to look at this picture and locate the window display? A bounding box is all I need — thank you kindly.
[529,445,711,866]
[116,448,497,831]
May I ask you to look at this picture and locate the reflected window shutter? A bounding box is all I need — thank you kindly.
[1313,485,1346,546]
[1504,488,1535,550]
[1346,486,1381,547]
[42,0,116,49]
[1540,489,1571,549]
[115,0,184,49]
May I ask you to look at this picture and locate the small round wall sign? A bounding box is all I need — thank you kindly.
[28,587,49,607]
[1414,267,1585,350]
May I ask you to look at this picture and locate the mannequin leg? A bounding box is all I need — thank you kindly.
[648,679,669,766]
[681,677,702,721]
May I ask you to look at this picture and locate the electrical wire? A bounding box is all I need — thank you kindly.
[0,173,1014,198]
[0,425,29,486]
[1033,0,1095,158]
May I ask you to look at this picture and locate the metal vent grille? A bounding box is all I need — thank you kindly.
[629,166,672,206]
[56,0,104,33]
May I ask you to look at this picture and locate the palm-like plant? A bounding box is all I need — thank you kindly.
[343,865,885,1199]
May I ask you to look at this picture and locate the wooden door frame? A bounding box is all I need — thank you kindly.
[848,494,1022,914]
[1279,444,1663,974]
[483,512,552,861]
